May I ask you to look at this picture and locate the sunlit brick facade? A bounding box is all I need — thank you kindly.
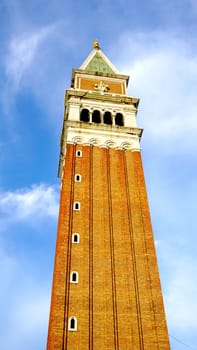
[46,41,170,350]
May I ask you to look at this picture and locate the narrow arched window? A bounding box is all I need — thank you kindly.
[70,271,79,283]
[74,174,82,182]
[115,113,124,126]
[72,233,80,243]
[73,202,80,211]
[92,110,101,123]
[76,150,82,157]
[68,316,77,331]
[103,111,112,125]
[80,108,89,122]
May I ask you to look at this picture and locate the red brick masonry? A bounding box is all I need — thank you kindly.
[46,144,170,350]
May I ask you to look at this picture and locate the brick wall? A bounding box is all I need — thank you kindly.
[46,144,170,350]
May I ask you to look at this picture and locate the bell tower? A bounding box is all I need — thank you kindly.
[46,42,170,350]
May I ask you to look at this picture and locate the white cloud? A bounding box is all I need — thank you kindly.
[114,31,197,151]
[5,25,55,91]
[0,185,58,350]
[2,21,74,126]
[0,183,59,224]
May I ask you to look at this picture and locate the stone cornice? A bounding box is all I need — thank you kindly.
[65,89,139,107]
[64,120,143,137]
[58,120,143,178]
[71,69,130,87]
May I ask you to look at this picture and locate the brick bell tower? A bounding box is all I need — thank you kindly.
[46,41,170,349]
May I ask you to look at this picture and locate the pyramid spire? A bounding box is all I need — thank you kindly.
[80,41,119,74]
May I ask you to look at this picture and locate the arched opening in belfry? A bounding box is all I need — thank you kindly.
[115,113,124,126]
[80,108,89,122]
[92,110,101,123]
[103,111,112,125]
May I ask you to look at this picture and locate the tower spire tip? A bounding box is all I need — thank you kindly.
[93,40,100,49]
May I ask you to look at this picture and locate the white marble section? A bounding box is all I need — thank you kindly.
[67,96,137,128]
[66,126,140,150]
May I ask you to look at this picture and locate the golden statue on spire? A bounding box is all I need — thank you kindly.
[93,40,100,49]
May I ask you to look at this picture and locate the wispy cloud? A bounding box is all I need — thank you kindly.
[5,25,55,91]
[2,21,77,127]
[114,31,197,152]
[0,183,59,225]
[0,183,58,349]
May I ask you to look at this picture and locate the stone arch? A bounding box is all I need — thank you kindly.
[120,141,132,149]
[92,110,101,123]
[80,108,89,122]
[103,111,112,125]
[105,139,116,148]
[115,113,124,126]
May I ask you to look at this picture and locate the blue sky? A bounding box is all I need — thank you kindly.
[0,0,197,349]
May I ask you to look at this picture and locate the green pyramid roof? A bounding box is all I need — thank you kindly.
[84,52,116,74]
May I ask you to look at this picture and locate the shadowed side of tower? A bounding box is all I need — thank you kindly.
[46,42,170,350]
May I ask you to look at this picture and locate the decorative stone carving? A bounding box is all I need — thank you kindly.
[94,81,109,92]
[70,133,138,150]
[120,141,133,149]
[72,136,83,144]
[105,139,116,148]
[88,138,100,145]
